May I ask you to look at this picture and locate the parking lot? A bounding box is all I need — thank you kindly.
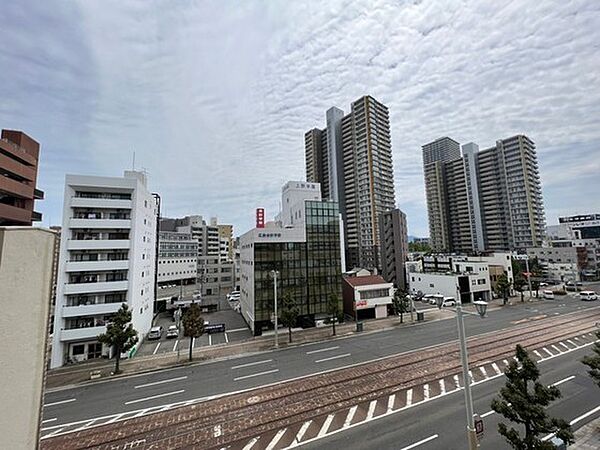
[136,295,253,357]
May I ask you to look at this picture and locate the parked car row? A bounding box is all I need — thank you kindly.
[418,294,456,307]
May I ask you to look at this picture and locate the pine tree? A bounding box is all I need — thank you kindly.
[582,329,600,387]
[97,303,138,374]
[280,290,299,343]
[326,293,342,336]
[491,345,574,449]
[182,303,205,361]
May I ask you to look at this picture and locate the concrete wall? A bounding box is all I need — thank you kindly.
[0,227,56,449]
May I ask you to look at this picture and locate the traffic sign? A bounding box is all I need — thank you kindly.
[474,414,484,441]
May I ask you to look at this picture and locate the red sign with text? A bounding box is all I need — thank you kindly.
[256,208,265,228]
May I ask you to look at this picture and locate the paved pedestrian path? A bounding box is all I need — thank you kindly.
[571,417,600,449]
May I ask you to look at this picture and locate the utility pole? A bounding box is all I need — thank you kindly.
[525,256,533,297]
[457,296,478,450]
[271,270,279,349]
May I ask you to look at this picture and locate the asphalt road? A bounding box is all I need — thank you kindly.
[302,345,600,450]
[42,299,599,432]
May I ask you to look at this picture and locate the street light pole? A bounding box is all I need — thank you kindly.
[525,256,533,297]
[271,270,279,349]
[457,300,478,450]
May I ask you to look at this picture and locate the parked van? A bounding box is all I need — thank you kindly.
[543,290,554,300]
[580,291,598,301]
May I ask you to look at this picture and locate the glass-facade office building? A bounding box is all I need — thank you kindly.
[252,201,342,334]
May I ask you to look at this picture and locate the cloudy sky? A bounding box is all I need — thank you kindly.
[1,0,599,237]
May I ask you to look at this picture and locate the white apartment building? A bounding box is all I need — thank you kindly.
[158,231,197,285]
[51,171,156,368]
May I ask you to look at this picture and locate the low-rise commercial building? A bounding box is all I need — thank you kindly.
[527,246,586,282]
[342,271,394,320]
[240,181,343,335]
[0,227,57,448]
[51,171,157,368]
[157,230,198,286]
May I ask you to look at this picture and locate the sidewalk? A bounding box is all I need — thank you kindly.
[45,307,456,390]
[571,417,600,449]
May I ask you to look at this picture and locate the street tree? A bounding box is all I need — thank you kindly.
[326,293,342,336]
[491,345,574,449]
[513,274,527,302]
[97,303,138,374]
[495,274,511,305]
[182,303,205,361]
[280,290,299,343]
[582,329,600,388]
[392,289,411,323]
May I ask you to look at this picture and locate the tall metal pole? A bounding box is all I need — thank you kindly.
[525,257,533,297]
[457,285,478,450]
[273,270,279,349]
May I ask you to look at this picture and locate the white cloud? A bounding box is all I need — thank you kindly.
[1,0,599,236]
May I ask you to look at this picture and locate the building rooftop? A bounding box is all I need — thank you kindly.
[344,275,388,287]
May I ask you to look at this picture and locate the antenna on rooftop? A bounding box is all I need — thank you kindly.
[132,151,136,170]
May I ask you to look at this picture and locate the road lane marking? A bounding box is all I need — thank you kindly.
[306,346,340,355]
[559,341,570,350]
[491,362,501,375]
[152,342,161,355]
[234,369,279,381]
[387,395,396,413]
[106,413,124,424]
[406,388,413,406]
[423,384,430,400]
[439,379,446,394]
[192,337,196,348]
[366,400,377,420]
[315,353,351,363]
[344,405,358,428]
[44,398,76,407]
[542,347,553,356]
[481,410,495,418]
[551,375,575,387]
[228,327,249,333]
[543,404,600,441]
[399,434,439,450]
[292,420,312,446]
[242,436,260,450]
[124,390,185,405]
[42,418,57,424]
[317,414,335,438]
[209,334,212,346]
[231,359,273,370]
[225,332,229,343]
[454,374,460,389]
[552,344,562,353]
[480,366,488,378]
[134,376,188,389]
[503,359,509,366]
[533,350,543,359]
[173,340,178,352]
[43,427,65,438]
[266,428,287,450]
[567,339,577,346]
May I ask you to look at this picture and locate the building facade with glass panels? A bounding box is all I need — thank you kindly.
[240,199,343,335]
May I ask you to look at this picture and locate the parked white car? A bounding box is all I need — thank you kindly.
[442,297,456,307]
[580,291,598,301]
[543,290,555,300]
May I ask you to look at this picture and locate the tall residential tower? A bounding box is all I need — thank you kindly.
[305,95,395,270]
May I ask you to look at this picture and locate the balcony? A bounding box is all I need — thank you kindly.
[67,239,130,251]
[69,218,131,229]
[61,302,122,318]
[65,259,129,272]
[60,325,107,342]
[0,203,31,224]
[63,280,128,295]
[70,197,132,209]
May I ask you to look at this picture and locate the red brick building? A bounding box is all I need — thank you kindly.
[0,129,44,225]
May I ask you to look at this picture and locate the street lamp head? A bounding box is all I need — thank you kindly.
[473,301,488,318]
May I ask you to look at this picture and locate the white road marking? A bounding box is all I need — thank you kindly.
[551,375,575,387]
[423,384,430,400]
[406,388,413,406]
[234,369,279,381]
[228,327,250,333]
[292,420,312,446]
[574,336,580,341]
[225,332,229,343]
[315,353,351,363]
[42,418,57,424]
[468,370,474,384]
[559,341,570,350]
[387,395,396,413]
[213,424,222,437]
[479,366,488,378]
[242,436,260,450]
[551,344,562,353]
[317,414,335,438]
[135,376,187,389]
[266,428,287,450]
[567,339,577,346]
[503,359,509,366]
[366,399,377,420]
[542,347,553,356]
[543,405,600,441]
[152,342,161,355]
[231,359,273,370]
[344,405,358,427]
[173,340,178,352]
[399,434,439,450]
[491,362,501,375]
[106,413,124,424]
[124,390,185,405]
[533,350,543,359]
[306,346,340,355]
[43,427,65,438]
[481,410,496,418]
[454,374,460,389]
[192,337,196,348]
[209,334,212,346]
[439,379,446,394]
[44,398,76,407]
